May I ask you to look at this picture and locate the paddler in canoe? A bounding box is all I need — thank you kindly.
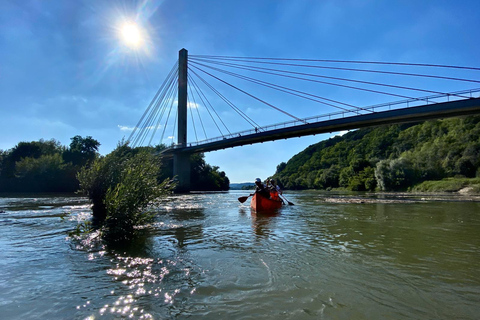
[254,178,271,199]
[267,179,282,201]
[238,178,283,212]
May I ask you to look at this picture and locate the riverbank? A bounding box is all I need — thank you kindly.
[322,192,480,204]
[410,177,480,194]
[288,177,480,204]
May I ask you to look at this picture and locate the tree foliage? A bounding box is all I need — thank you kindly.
[63,135,100,167]
[190,153,230,191]
[273,116,480,191]
[77,145,172,243]
[0,138,79,192]
[77,143,132,221]
[0,137,229,193]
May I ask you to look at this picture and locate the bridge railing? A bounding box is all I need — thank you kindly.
[168,88,480,149]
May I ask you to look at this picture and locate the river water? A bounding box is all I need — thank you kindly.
[0,191,479,319]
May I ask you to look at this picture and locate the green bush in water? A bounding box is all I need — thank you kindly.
[103,152,172,243]
[77,144,173,243]
[77,144,132,222]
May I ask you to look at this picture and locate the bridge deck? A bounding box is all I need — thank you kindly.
[161,97,480,156]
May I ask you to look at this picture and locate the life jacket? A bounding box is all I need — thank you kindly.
[270,190,280,201]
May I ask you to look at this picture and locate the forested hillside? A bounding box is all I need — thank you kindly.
[273,116,480,191]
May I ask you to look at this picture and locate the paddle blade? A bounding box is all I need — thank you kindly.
[280,195,294,205]
[238,196,249,203]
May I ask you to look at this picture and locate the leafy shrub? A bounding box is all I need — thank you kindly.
[103,152,172,243]
[77,144,172,243]
[375,158,417,191]
[77,144,132,222]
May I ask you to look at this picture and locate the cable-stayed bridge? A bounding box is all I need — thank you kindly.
[127,49,480,190]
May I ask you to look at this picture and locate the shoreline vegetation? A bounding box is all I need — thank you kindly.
[313,177,480,195]
[0,137,229,193]
[272,116,480,195]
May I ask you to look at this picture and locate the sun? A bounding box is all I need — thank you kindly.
[120,22,143,48]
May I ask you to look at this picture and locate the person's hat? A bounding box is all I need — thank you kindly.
[255,178,261,183]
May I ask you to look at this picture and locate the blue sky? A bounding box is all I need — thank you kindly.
[1,0,480,183]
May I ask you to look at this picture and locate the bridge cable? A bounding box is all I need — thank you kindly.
[187,73,226,137]
[187,84,199,142]
[190,64,304,123]
[136,64,177,146]
[191,55,480,72]
[171,106,178,146]
[190,57,465,100]
[159,82,178,145]
[190,56,480,85]
[190,60,367,113]
[187,75,208,139]
[189,68,263,130]
[190,57,423,102]
[132,64,178,147]
[189,72,232,136]
[128,61,178,146]
[138,67,178,147]
[189,68,260,130]
[143,68,178,145]
[148,75,178,146]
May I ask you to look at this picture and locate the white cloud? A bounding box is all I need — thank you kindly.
[118,125,135,131]
[117,125,162,131]
[332,130,349,137]
[169,99,200,109]
[188,101,200,109]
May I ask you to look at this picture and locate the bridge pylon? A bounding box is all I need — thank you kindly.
[173,48,191,192]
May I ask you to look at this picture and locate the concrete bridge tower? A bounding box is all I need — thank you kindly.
[173,48,191,191]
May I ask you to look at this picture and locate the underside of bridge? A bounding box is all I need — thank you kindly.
[165,96,480,155]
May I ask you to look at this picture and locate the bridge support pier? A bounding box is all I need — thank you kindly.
[173,152,191,192]
[173,48,191,192]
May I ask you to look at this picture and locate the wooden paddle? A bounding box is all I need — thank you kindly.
[238,195,252,203]
[280,194,294,205]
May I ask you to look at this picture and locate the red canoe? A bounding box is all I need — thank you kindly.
[250,192,283,213]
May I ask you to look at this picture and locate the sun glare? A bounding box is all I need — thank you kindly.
[120,22,143,48]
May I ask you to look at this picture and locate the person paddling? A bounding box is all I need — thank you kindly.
[251,178,270,199]
[266,179,280,201]
[270,179,282,195]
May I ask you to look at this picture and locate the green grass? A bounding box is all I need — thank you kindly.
[411,177,480,193]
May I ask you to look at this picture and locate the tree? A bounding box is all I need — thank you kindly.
[375,158,416,191]
[276,162,287,174]
[190,153,229,191]
[0,139,74,192]
[317,165,340,189]
[63,135,100,167]
[1,139,62,178]
[14,154,77,192]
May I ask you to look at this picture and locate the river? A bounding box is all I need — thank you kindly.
[0,191,479,319]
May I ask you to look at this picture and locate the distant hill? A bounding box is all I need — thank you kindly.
[230,182,254,190]
[272,116,480,191]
